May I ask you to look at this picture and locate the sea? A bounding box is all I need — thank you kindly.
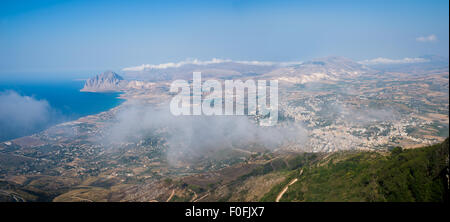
[0,80,124,141]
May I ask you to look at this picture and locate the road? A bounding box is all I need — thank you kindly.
[275,169,303,202]
[166,189,175,202]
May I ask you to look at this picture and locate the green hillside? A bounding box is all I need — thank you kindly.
[261,138,449,202]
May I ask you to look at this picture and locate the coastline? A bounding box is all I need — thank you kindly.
[2,88,126,144]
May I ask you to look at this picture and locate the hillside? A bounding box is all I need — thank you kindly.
[259,138,449,202]
[80,71,127,92]
[1,139,447,202]
[161,139,448,202]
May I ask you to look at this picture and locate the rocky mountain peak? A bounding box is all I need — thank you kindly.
[81,71,127,92]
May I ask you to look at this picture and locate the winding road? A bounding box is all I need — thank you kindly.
[275,169,303,202]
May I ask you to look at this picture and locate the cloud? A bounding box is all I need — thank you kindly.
[123,58,231,71]
[122,58,303,71]
[358,57,429,65]
[97,103,308,165]
[0,90,62,141]
[416,34,437,42]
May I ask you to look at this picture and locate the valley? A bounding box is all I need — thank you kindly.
[0,56,448,202]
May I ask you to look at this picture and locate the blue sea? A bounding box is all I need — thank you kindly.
[0,80,124,141]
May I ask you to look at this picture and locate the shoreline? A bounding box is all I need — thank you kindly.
[2,89,127,144]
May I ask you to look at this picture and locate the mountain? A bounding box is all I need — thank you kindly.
[81,71,128,92]
[121,57,376,83]
[266,56,373,84]
[361,55,449,74]
[122,60,280,81]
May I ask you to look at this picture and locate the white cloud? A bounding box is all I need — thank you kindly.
[233,60,275,66]
[123,58,231,71]
[0,91,57,141]
[359,57,429,65]
[235,60,304,66]
[122,58,303,71]
[416,34,437,42]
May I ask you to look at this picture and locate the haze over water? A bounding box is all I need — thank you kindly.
[0,79,123,141]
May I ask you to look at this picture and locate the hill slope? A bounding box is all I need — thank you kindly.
[81,71,127,92]
[1,139,447,202]
[261,138,449,202]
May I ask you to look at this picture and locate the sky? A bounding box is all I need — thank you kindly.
[0,0,448,78]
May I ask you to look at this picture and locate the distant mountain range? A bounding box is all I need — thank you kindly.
[122,60,279,81]
[265,56,374,84]
[361,55,449,74]
[82,55,448,91]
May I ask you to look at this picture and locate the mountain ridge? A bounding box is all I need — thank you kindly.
[81,71,127,92]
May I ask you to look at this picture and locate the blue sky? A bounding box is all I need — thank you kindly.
[0,0,448,77]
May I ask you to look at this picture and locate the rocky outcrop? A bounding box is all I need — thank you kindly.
[81,71,128,92]
[268,56,374,84]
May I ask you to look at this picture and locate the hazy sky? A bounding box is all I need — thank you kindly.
[0,0,448,76]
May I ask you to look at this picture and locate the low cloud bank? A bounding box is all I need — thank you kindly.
[359,57,429,65]
[0,90,62,141]
[416,34,437,43]
[122,58,303,72]
[98,102,308,164]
